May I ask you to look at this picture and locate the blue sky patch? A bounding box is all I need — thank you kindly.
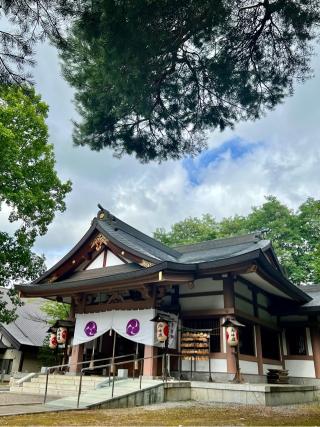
[183,137,263,186]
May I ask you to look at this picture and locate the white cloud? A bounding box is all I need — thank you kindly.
[25,42,320,269]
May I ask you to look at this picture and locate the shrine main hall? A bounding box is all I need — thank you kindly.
[16,206,320,383]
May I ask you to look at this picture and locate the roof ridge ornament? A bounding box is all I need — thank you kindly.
[91,233,109,252]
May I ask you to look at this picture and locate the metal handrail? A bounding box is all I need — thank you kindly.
[76,352,182,408]
[43,352,136,403]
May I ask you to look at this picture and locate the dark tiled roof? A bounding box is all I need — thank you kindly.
[96,212,179,262]
[98,208,270,264]
[63,263,142,283]
[175,235,270,264]
[0,288,49,347]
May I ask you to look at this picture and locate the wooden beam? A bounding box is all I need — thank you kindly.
[235,309,281,331]
[84,299,154,313]
[181,308,235,318]
[179,291,223,299]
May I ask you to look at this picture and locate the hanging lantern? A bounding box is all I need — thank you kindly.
[156,321,169,342]
[56,327,68,344]
[49,333,58,349]
[226,326,239,347]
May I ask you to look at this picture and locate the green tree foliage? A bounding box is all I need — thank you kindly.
[59,0,320,161]
[38,334,60,368]
[41,301,70,326]
[154,215,218,246]
[0,85,72,323]
[154,196,320,285]
[0,1,79,84]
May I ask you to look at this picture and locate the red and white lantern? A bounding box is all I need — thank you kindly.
[56,327,68,344]
[226,326,239,347]
[156,321,169,342]
[49,333,58,349]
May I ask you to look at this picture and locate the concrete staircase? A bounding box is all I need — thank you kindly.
[45,378,164,409]
[10,374,105,397]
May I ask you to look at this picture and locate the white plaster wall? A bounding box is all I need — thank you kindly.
[106,251,124,267]
[0,335,11,347]
[239,360,259,375]
[253,325,258,356]
[306,328,313,356]
[282,331,288,356]
[85,250,124,269]
[180,279,223,294]
[180,295,224,311]
[181,357,227,373]
[263,364,282,375]
[85,251,105,269]
[235,282,253,300]
[0,349,22,373]
[222,327,227,353]
[284,360,316,378]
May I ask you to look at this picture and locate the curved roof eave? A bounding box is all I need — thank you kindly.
[34,219,164,285]
[33,223,98,284]
[16,261,196,296]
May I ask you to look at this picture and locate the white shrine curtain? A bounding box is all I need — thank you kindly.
[73,308,177,349]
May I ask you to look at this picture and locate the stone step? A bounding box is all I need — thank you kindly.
[22,383,95,391]
[30,379,102,387]
[31,375,104,383]
[45,379,163,409]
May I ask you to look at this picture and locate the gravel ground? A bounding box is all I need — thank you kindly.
[1,400,320,426]
[144,400,306,413]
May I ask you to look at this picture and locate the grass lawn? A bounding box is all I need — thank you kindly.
[1,401,320,426]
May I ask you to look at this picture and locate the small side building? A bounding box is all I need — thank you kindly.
[0,288,48,380]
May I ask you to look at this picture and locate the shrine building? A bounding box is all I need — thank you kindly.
[16,206,320,383]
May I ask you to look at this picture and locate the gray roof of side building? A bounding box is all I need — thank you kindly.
[0,288,49,348]
[300,284,320,310]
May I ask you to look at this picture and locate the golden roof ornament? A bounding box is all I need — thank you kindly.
[140,259,154,268]
[91,234,109,251]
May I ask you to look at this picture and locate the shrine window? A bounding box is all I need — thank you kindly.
[286,327,307,356]
[261,326,280,360]
[239,322,255,356]
[182,318,221,352]
[0,359,13,375]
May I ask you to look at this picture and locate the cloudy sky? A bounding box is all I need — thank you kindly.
[27,41,320,269]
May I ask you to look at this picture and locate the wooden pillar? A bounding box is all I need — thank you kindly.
[143,345,158,377]
[310,319,320,379]
[255,324,264,376]
[69,294,85,374]
[223,274,236,374]
[69,343,84,374]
